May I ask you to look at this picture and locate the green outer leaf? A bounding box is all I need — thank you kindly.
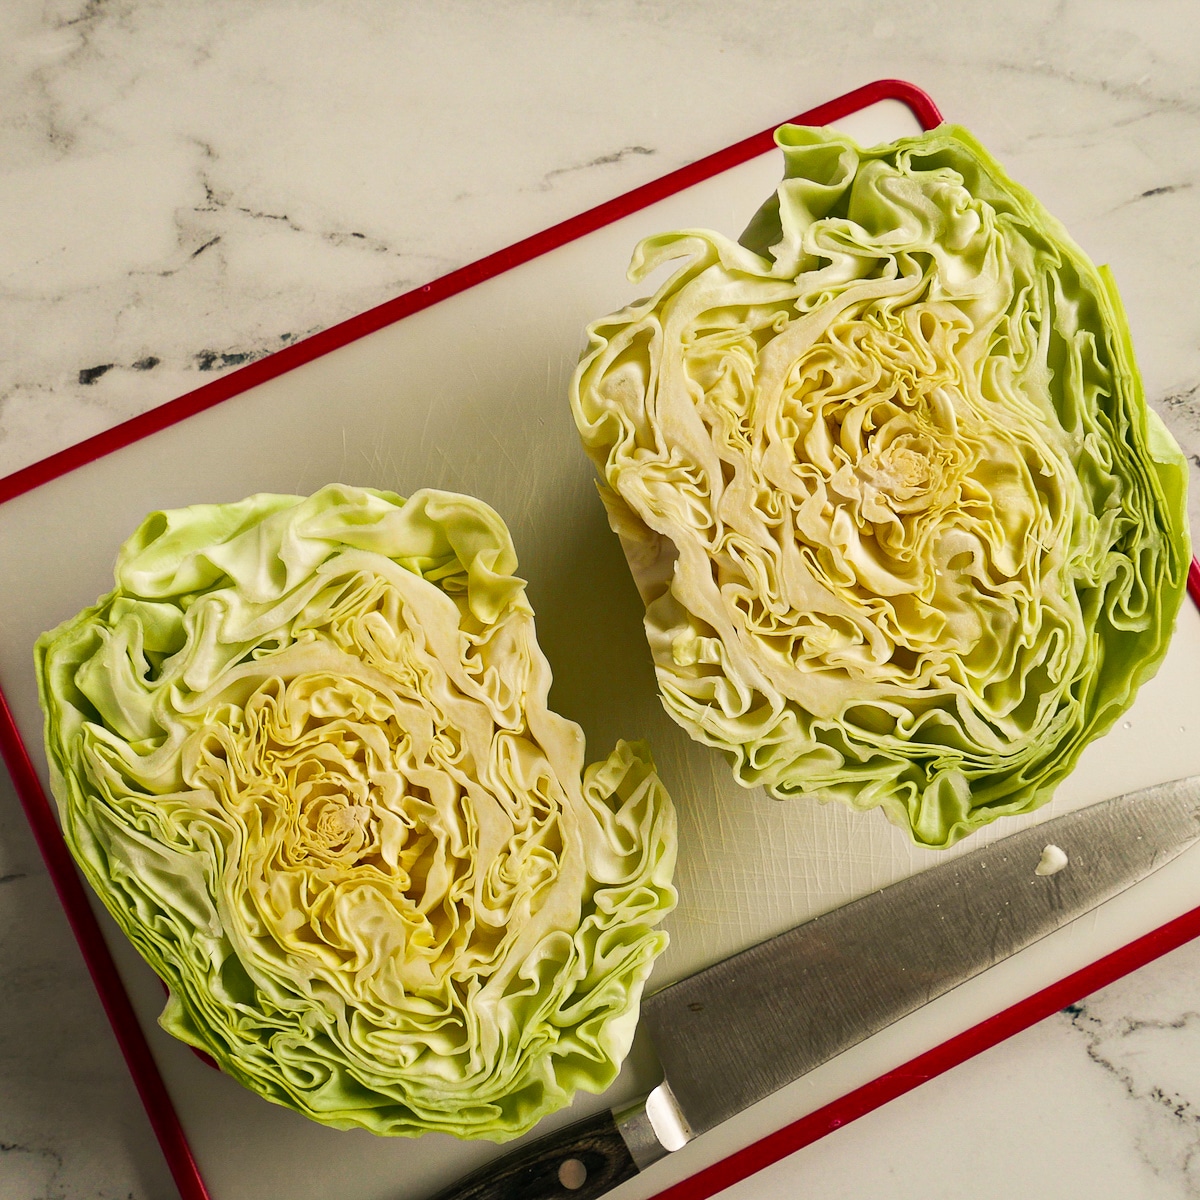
[36,483,676,1140]
[571,123,1190,849]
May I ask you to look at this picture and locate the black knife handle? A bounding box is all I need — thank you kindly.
[428,1109,639,1200]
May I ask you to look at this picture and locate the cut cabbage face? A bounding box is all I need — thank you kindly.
[36,484,676,1139]
[572,124,1190,849]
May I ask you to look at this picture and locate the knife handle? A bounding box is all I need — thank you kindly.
[428,1109,640,1200]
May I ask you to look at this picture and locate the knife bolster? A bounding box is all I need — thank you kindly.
[615,1084,691,1169]
[613,1097,665,1170]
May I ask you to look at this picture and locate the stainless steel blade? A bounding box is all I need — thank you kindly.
[640,774,1200,1138]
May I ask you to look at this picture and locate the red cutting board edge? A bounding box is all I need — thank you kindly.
[2,79,1199,1200]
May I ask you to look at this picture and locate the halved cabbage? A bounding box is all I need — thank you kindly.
[36,484,676,1139]
[572,124,1189,849]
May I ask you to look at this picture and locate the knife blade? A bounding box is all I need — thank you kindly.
[430,773,1200,1200]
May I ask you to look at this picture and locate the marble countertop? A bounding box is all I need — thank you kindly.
[3,1,1200,1197]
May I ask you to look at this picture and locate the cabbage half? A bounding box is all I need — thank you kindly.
[572,124,1189,849]
[36,484,676,1139]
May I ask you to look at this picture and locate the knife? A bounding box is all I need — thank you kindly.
[430,773,1200,1200]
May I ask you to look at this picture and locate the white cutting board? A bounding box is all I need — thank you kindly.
[1,96,1198,1200]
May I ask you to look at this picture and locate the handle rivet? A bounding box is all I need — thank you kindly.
[558,1158,587,1190]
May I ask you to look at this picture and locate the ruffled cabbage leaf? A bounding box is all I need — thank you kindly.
[572,123,1189,849]
[36,484,676,1139]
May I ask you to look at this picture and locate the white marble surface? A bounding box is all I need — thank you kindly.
[3,1,1200,1197]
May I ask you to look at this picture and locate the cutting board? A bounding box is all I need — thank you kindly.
[2,82,1198,1200]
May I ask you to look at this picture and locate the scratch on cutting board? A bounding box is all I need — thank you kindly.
[489,429,523,478]
[292,454,317,494]
[419,395,437,457]
[360,441,402,489]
